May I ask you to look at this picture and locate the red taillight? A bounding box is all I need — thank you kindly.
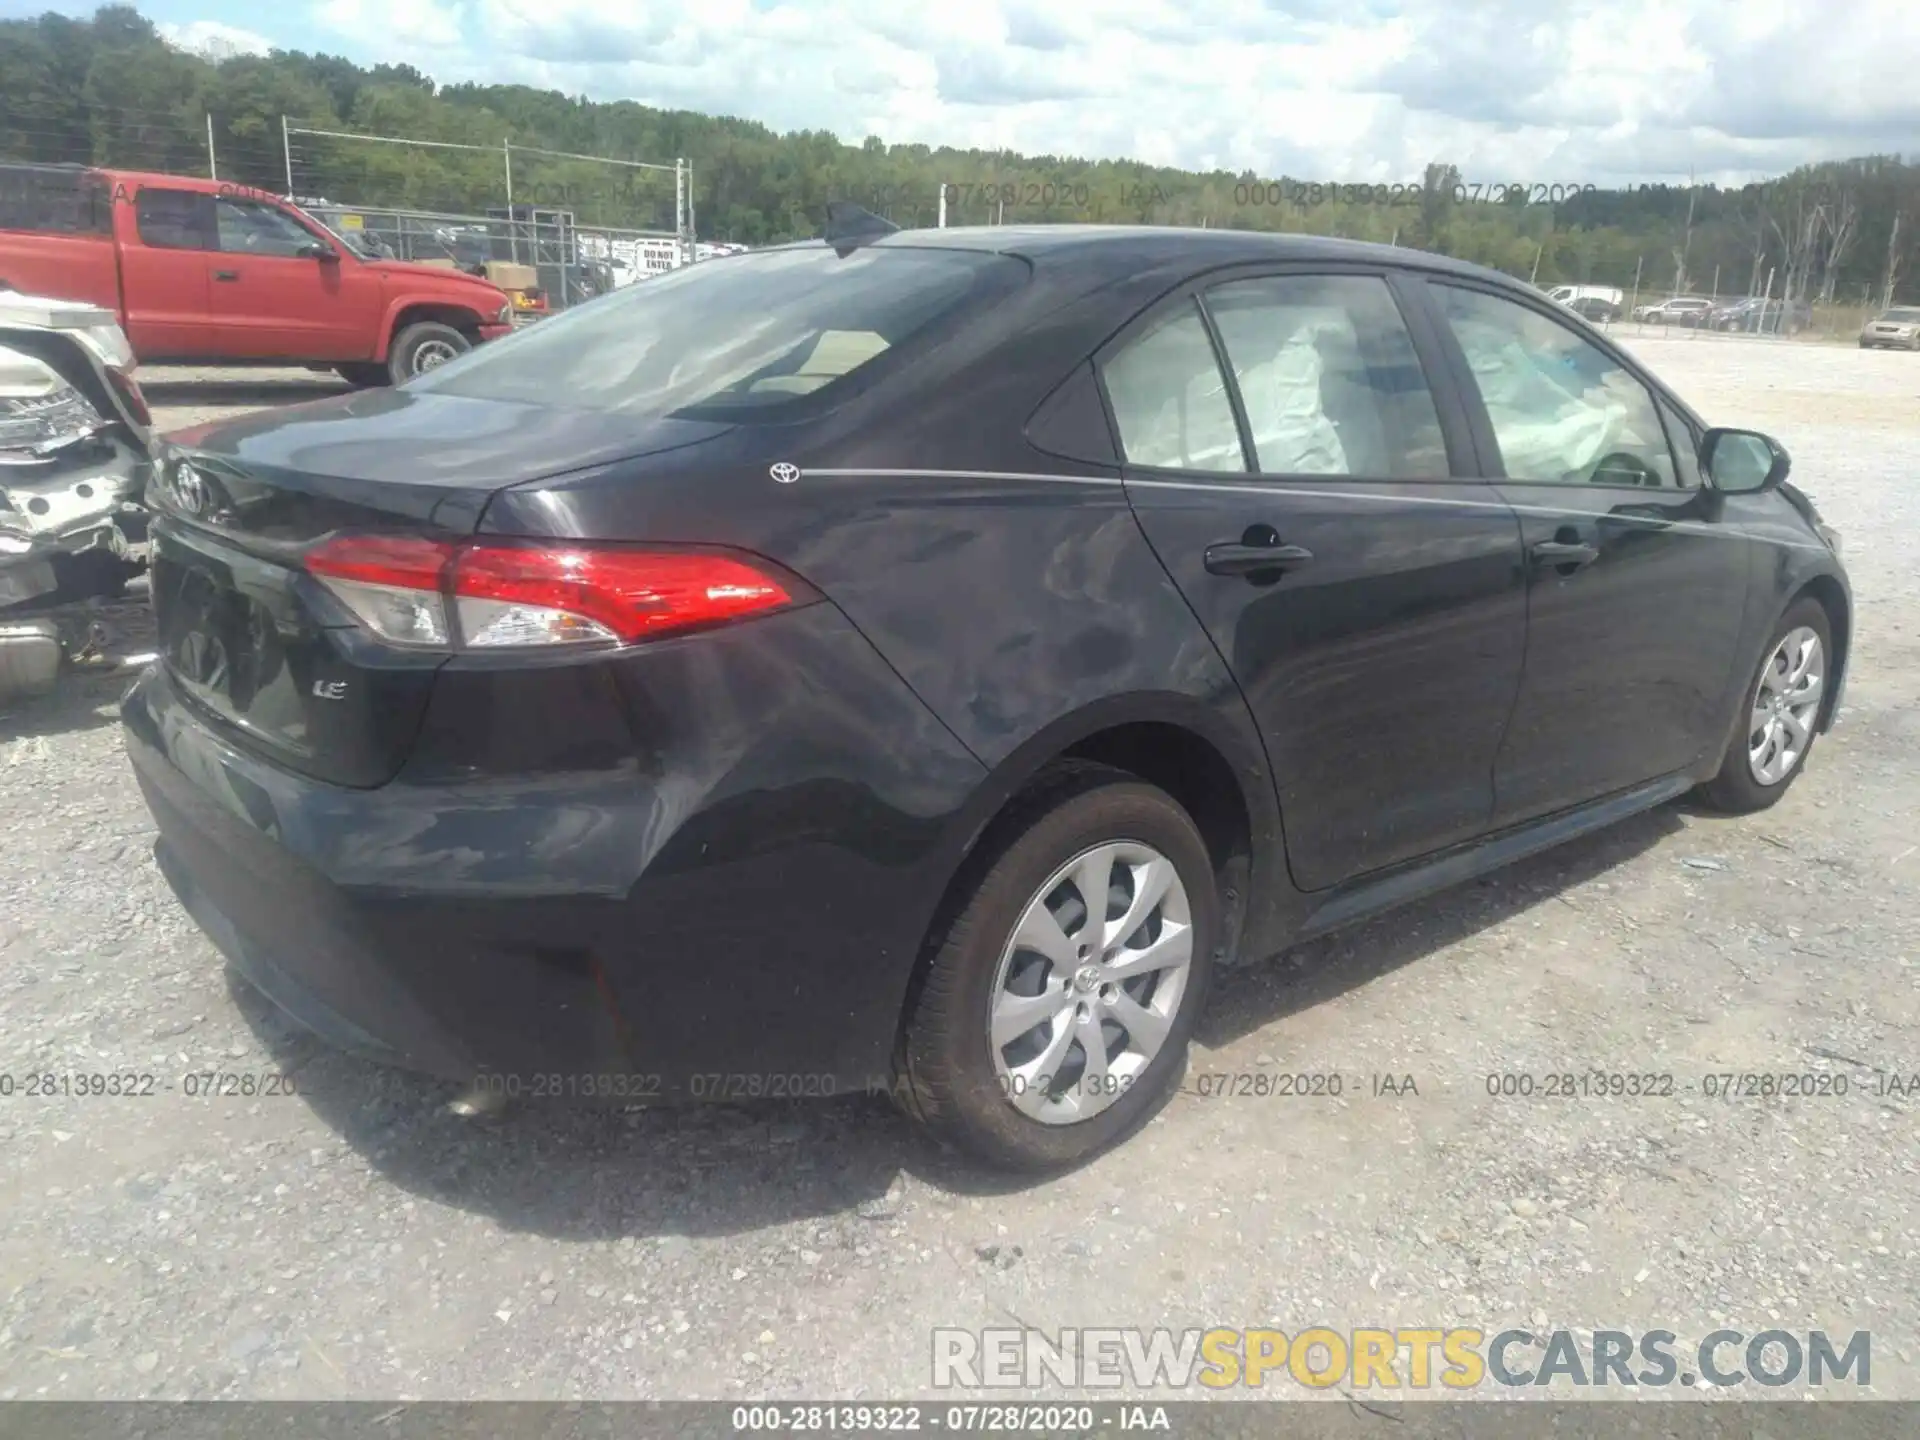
[454,545,791,644]
[305,536,798,650]
[307,534,452,589]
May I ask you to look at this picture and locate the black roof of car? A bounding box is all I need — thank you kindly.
[767,223,1527,289]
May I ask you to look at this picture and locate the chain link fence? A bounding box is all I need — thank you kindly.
[298,201,696,311]
[281,121,703,313]
[1523,267,1889,346]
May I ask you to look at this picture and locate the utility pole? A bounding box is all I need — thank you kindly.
[206,113,217,180]
[937,183,948,228]
[280,114,292,196]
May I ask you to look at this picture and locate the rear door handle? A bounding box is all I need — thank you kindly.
[1529,539,1600,570]
[1204,541,1314,576]
[213,270,240,282]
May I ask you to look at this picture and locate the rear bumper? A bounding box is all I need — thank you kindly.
[127,676,598,1081]
[121,601,987,1096]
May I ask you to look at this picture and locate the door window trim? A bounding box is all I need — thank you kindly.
[1090,260,1485,485]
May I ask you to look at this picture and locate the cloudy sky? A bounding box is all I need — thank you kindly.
[40,0,1920,185]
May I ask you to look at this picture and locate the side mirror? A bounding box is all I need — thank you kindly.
[299,242,340,262]
[1700,427,1789,493]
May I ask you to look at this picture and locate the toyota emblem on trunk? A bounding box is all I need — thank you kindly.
[769,462,800,485]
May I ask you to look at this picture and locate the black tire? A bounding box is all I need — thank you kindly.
[334,362,390,388]
[386,322,470,384]
[1696,597,1833,814]
[895,762,1219,1171]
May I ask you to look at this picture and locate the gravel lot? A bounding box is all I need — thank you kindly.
[1,339,1916,1402]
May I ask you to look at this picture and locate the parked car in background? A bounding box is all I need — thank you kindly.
[0,162,514,385]
[1632,296,1714,325]
[1708,297,1811,335]
[1859,306,1920,349]
[125,219,1851,1169]
[1545,284,1622,321]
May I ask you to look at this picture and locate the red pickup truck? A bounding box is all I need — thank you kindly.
[0,164,514,384]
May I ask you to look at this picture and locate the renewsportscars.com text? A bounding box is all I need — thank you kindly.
[931,1327,1872,1390]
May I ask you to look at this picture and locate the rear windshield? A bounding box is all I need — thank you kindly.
[0,165,111,236]
[410,243,1030,420]
[1883,308,1920,322]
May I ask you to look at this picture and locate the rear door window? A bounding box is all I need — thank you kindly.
[1202,273,1449,478]
[409,243,1029,419]
[136,188,214,250]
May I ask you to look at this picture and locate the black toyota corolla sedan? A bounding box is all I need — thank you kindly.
[124,218,1851,1169]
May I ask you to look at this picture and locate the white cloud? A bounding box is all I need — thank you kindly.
[290,0,1919,185]
[318,0,465,50]
[157,19,275,58]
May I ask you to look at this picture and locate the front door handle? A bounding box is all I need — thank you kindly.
[1204,540,1314,577]
[213,270,240,282]
[1529,539,1600,570]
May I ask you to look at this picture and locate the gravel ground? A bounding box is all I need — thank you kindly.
[0,341,1916,1402]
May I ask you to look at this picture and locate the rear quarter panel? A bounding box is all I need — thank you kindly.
[483,264,1295,956]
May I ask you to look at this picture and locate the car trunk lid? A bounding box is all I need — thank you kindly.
[149,388,733,787]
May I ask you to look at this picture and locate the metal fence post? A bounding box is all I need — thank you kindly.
[679,157,695,268]
[504,140,516,264]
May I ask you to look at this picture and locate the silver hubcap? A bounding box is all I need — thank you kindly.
[1748,626,1824,786]
[412,339,460,373]
[987,841,1193,1126]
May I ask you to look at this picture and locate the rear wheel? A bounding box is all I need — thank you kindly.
[896,763,1218,1171]
[1697,598,1832,813]
[387,322,470,384]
